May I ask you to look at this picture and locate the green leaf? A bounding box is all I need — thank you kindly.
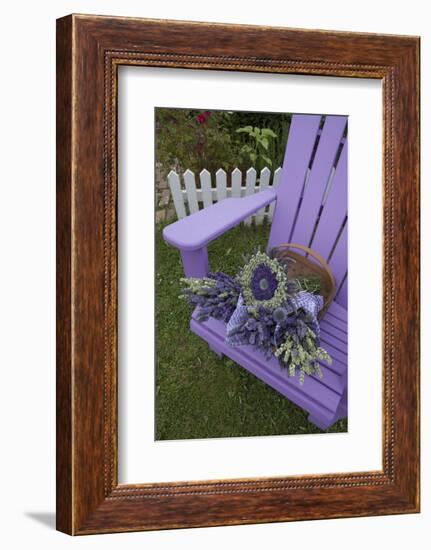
[261,128,277,138]
[260,137,269,150]
[236,126,253,134]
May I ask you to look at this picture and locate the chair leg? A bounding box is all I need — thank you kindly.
[308,413,334,431]
[180,247,209,278]
[335,389,348,421]
[308,390,348,430]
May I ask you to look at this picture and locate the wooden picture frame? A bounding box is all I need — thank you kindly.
[56,14,420,535]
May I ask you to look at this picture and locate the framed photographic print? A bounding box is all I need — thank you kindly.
[56,14,420,535]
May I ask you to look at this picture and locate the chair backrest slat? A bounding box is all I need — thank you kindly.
[268,115,321,250]
[290,116,347,247]
[310,142,347,262]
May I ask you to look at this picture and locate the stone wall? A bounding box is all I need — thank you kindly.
[155,163,176,224]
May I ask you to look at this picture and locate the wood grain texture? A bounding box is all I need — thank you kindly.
[56,15,73,535]
[56,14,420,535]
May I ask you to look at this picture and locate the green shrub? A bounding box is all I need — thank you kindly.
[155,108,291,175]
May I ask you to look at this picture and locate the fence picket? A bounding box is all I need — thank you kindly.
[231,168,242,198]
[183,169,199,214]
[200,169,213,209]
[167,170,186,219]
[215,169,227,201]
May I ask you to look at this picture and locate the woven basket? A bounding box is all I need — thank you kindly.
[271,243,336,319]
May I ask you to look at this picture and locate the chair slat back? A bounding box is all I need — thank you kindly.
[268,115,320,249]
[290,116,346,246]
[268,114,348,308]
[310,139,347,303]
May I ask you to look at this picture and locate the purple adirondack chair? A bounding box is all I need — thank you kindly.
[163,114,348,430]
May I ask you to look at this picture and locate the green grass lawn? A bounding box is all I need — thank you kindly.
[155,220,347,440]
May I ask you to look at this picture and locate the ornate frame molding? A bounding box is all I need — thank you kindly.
[57,15,419,534]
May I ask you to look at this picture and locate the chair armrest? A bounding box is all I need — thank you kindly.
[163,189,276,251]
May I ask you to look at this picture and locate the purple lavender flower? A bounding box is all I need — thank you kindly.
[181,272,240,322]
[180,251,329,383]
[250,264,278,301]
[272,306,288,324]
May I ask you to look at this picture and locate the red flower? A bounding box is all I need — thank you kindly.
[196,110,212,124]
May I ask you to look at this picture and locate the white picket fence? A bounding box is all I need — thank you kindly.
[168,167,282,225]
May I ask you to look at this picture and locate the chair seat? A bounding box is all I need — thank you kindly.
[190,300,347,428]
